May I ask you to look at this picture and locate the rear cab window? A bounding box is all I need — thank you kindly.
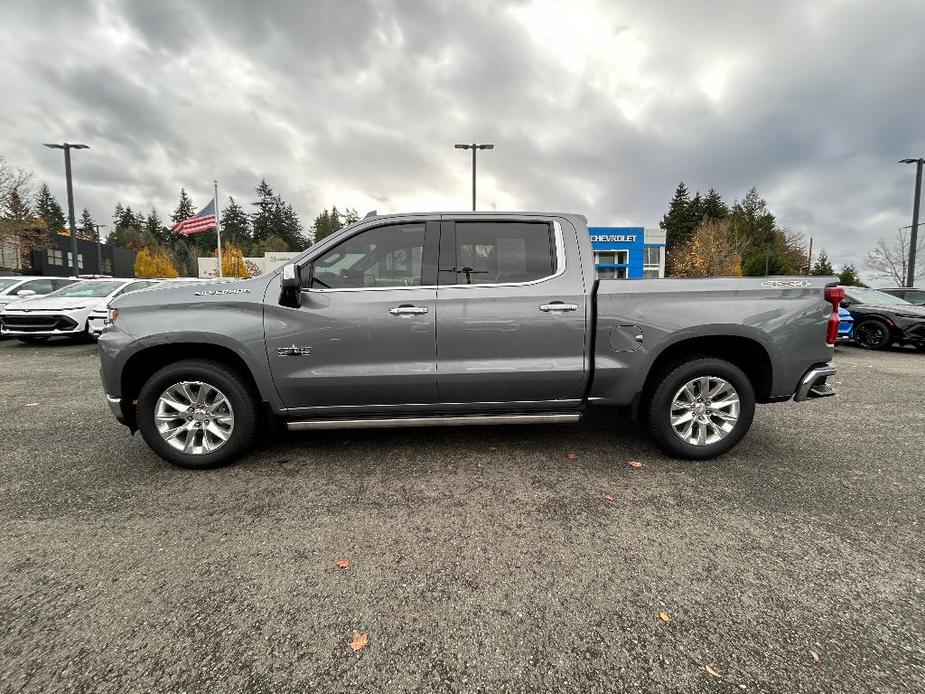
[440,221,557,285]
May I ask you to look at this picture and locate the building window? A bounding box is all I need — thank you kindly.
[47,249,64,265]
[597,266,627,279]
[102,257,113,274]
[594,250,628,265]
[642,268,659,279]
[643,247,661,265]
[66,252,84,271]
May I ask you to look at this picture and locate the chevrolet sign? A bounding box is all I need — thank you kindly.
[590,234,637,243]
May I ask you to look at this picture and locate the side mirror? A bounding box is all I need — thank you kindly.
[279,263,303,308]
[17,289,36,297]
[280,263,300,290]
[840,300,850,308]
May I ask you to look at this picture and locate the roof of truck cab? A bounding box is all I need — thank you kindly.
[364,211,587,222]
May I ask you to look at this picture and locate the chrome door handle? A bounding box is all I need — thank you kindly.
[389,305,429,316]
[539,303,579,312]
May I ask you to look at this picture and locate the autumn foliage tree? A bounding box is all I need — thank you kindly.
[215,242,249,278]
[671,218,743,278]
[134,246,178,278]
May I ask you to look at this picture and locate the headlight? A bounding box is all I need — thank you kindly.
[108,308,119,324]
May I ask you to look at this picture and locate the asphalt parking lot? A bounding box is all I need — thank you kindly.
[0,340,922,693]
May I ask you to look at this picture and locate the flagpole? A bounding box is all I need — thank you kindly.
[214,179,223,278]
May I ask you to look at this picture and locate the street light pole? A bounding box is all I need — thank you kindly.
[44,143,89,277]
[454,143,494,211]
[94,224,106,275]
[900,158,923,286]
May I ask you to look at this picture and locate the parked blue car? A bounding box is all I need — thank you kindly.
[837,306,854,341]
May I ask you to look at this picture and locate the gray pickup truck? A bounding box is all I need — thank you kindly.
[99,212,842,469]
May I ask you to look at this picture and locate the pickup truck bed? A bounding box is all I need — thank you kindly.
[99,211,839,469]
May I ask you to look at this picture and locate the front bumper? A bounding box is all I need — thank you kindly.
[793,362,837,401]
[0,312,84,337]
[87,315,108,337]
[105,394,125,424]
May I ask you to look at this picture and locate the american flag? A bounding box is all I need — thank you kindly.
[171,199,217,236]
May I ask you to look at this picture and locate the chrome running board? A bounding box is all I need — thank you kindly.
[286,412,581,431]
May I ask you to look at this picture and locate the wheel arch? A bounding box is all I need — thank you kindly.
[636,334,774,415]
[119,341,274,430]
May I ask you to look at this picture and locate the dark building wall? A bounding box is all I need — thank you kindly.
[29,235,137,277]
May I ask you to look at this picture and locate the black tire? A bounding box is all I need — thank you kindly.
[854,319,892,350]
[17,336,50,344]
[646,357,755,460]
[137,359,259,469]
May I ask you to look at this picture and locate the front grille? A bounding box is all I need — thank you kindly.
[0,314,78,332]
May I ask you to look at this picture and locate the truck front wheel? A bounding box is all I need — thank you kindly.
[137,359,259,469]
[646,357,755,460]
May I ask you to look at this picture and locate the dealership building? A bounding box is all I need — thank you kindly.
[588,226,666,279]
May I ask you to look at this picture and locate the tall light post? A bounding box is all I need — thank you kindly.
[454,143,494,211]
[44,143,89,277]
[899,158,923,286]
[94,224,107,275]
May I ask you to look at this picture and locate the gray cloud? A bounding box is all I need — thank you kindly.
[1,0,923,277]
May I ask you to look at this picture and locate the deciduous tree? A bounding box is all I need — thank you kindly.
[671,218,743,278]
[867,228,923,287]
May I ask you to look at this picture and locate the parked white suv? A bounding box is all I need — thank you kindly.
[0,278,159,343]
[0,276,77,312]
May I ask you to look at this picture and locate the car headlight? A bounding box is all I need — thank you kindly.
[108,308,119,324]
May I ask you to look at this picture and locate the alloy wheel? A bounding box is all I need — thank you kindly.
[154,381,235,455]
[669,376,740,446]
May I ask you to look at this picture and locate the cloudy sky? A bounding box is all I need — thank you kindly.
[1,0,923,275]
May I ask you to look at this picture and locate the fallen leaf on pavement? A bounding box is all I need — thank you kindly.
[336,559,350,569]
[23,402,40,407]
[603,494,615,502]
[349,632,368,651]
[627,460,642,468]
[705,665,722,678]
[658,611,670,623]
[567,452,577,460]
[810,650,820,663]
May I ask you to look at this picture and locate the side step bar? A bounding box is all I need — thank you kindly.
[286,412,581,431]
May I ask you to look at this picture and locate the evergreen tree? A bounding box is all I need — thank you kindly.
[250,179,305,250]
[811,251,834,276]
[143,209,168,246]
[106,204,145,249]
[837,264,864,286]
[729,187,777,253]
[78,208,97,241]
[312,206,355,243]
[660,182,691,267]
[172,238,196,277]
[702,188,729,220]
[171,188,196,225]
[687,192,704,230]
[34,184,65,235]
[220,196,251,250]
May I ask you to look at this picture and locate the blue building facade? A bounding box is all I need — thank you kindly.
[588,226,666,279]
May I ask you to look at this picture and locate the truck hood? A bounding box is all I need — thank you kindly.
[110,275,271,309]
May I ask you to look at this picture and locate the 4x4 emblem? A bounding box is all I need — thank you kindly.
[277,345,312,357]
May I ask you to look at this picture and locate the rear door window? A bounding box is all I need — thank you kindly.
[442,221,556,285]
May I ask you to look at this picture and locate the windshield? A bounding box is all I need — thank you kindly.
[0,279,22,293]
[845,287,911,306]
[49,280,126,298]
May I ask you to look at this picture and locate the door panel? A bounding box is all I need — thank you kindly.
[435,219,587,404]
[265,220,439,410]
[265,288,437,409]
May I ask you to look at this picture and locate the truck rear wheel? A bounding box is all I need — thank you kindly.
[137,359,259,469]
[646,357,755,460]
